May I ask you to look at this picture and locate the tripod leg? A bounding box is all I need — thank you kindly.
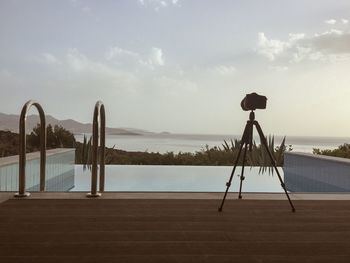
[254,122,296,212]
[238,143,248,199]
[218,125,248,212]
[239,118,253,199]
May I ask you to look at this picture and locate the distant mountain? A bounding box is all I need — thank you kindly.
[0,112,152,135]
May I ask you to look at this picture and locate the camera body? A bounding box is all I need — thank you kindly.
[240,92,267,111]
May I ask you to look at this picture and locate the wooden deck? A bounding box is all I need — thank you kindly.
[0,198,350,262]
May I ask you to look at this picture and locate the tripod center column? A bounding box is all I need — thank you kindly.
[249,111,255,121]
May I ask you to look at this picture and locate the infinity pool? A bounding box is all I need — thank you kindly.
[71,165,284,192]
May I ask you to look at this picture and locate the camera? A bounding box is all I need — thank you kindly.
[240,92,267,111]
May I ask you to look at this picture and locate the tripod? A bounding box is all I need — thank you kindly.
[218,111,296,212]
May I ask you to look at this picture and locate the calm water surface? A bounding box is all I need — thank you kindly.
[71,165,284,192]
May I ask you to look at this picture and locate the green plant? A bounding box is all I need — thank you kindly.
[313,143,350,159]
[75,135,92,167]
[27,124,76,150]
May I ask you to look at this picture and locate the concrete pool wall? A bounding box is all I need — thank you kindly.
[284,152,350,192]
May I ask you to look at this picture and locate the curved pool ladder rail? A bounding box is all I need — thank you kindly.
[87,101,105,197]
[15,100,46,197]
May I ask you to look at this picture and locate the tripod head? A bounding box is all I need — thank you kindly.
[249,111,255,121]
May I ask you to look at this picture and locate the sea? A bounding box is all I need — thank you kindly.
[74,133,350,154]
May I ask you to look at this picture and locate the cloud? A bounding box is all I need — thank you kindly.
[28,52,61,66]
[325,19,337,25]
[62,49,135,87]
[42,53,60,64]
[155,76,198,94]
[256,30,350,63]
[70,0,92,14]
[106,47,140,61]
[149,47,164,66]
[138,0,180,11]
[30,48,200,100]
[66,49,90,71]
[269,65,288,72]
[0,68,11,78]
[288,33,305,42]
[291,46,326,63]
[82,6,91,13]
[256,32,290,61]
[57,49,142,97]
[105,46,142,68]
[307,30,350,54]
[342,19,349,24]
[106,46,165,69]
[37,47,165,78]
[211,65,236,76]
[65,49,136,83]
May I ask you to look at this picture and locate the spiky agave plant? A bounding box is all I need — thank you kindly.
[247,136,289,174]
[222,139,241,152]
[222,136,290,174]
[76,135,115,171]
[77,135,92,171]
[104,144,116,164]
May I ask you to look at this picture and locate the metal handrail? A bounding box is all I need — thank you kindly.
[15,100,46,197]
[87,101,105,197]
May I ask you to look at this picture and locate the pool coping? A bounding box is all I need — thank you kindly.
[0,148,75,166]
[2,192,350,203]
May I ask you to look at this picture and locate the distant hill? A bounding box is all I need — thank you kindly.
[0,112,152,135]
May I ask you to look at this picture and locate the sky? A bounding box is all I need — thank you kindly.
[1,0,350,136]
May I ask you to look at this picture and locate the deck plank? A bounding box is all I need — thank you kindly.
[0,199,350,262]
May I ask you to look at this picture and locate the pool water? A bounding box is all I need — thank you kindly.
[71,165,284,192]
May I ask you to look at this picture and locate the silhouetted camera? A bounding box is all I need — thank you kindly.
[240,92,267,111]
